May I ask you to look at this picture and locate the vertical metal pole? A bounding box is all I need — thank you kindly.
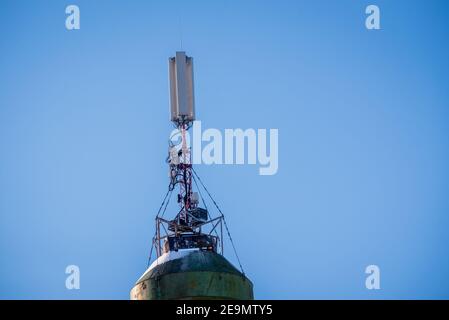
[181,123,188,165]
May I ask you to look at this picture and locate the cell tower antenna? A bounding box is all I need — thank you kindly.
[153,51,218,256]
[130,51,253,300]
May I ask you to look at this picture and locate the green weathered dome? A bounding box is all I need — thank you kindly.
[131,250,253,300]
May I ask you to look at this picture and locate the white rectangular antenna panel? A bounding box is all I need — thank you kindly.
[169,52,195,123]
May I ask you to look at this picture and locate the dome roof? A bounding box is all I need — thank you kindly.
[131,249,253,300]
[136,249,244,284]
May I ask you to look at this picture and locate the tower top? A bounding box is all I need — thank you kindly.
[169,51,195,125]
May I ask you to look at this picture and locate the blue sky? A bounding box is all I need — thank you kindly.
[1,0,449,299]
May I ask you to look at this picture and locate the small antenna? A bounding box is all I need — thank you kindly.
[178,17,183,50]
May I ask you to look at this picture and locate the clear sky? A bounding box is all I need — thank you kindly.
[1,0,449,299]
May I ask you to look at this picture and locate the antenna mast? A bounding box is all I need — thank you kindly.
[153,52,223,258]
[131,51,253,301]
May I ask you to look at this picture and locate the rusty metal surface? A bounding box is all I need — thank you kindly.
[131,251,253,300]
[131,271,253,300]
[138,250,242,283]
